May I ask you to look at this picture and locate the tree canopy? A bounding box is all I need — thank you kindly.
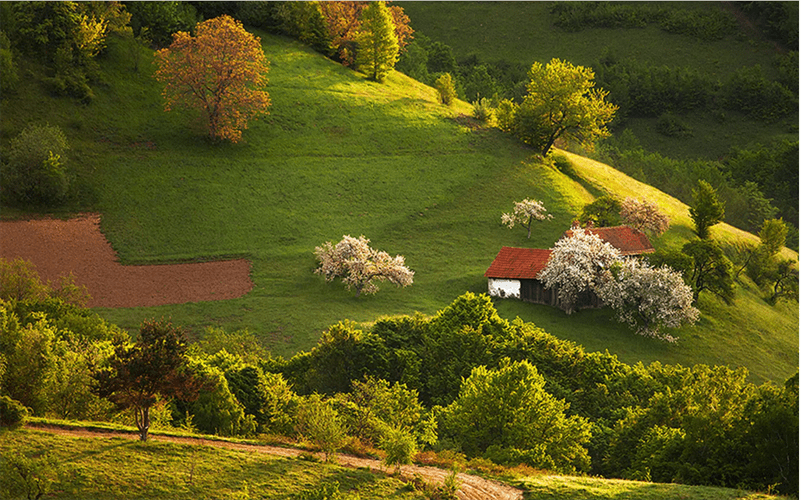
[153,15,271,143]
[689,180,725,239]
[355,1,399,82]
[499,58,617,156]
[91,319,206,441]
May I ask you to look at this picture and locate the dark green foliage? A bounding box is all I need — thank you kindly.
[594,54,714,118]
[721,65,796,121]
[682,239,735,304]
[269,1,331,55]
[180,357,255,437]
[725,139,799,232]
[0,395,27,429]
[689,180,725,240]
[126,1,198,48]
[740,1,799,48]
[91,319,206,441]
[578,195,621,227]
[1,124,70,207]
[426,41,457,74]
[550,2,738,41]
[0,31,18,94]
[603,367,798,495]
[281,321,392,396]
[655,112,692,138]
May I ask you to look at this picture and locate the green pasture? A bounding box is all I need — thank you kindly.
[1,31,796,383]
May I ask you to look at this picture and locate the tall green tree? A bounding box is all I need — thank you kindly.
[355,1,399,82]
[507,58,617,156]
[689,180,725,239]
[92,319,206,441]
[440,358,592,473]
[682,239,735,304]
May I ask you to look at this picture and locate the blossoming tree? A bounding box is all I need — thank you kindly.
[314,235,414,297]
[596,259,699,342]
[537,228,620,314]
[501,198,553,238]
[620,197,670,237]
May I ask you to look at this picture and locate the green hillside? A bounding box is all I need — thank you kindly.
[1,28,796,384]
[0,428,788,500]
[398,1,797,161]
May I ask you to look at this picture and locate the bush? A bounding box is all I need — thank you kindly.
[722,65,796,121]
[656,112,693,137]
[471,97,493,122]
[0,395,27,429]
[434,73,457,105]
[1,124,70,206]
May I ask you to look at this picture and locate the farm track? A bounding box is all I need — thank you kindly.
[25,423,524,500]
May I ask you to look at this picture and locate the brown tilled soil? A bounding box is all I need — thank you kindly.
[0,214,253,308]
[26,423,524,500]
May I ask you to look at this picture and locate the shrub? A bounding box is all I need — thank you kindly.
[656,112,693,137]
[722,65,795,121]
[0,31,18,94]
[1,124,70,206]
[471,97,493,122]
[0,395,28,429]
[434,73,457,105]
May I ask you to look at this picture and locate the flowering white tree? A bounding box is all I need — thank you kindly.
[596,259,699,342]
[314,235,414,297]
[620,197,670,237]
[501,198,553,238]
[537,228,621,314]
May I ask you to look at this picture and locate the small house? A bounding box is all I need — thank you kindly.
[485,225,655,311]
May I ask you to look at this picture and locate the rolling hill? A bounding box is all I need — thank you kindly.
[0,27,796,388]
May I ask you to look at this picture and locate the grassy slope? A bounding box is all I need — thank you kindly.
[0,429,416,500]
[397,1,797,161]
[0,31,796,383]
[1,428,787,500]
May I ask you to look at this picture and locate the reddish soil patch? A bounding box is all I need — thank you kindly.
[0,214,253,308]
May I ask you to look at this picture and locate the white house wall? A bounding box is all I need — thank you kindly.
[488,278,521,299]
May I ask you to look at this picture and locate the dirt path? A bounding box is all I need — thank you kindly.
[0,214,253,308]
[26,423,524,500]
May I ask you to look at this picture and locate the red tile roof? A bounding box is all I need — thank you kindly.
[484,247,552,279]
[562,226,655,256]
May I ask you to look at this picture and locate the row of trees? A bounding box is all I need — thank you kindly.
[1,259,797,494]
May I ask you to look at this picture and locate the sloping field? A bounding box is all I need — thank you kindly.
[1,31,796,384]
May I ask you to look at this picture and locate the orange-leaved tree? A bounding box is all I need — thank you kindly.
[153,15,271,143]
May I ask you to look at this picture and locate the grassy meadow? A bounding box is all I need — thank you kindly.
[1,24,797,386]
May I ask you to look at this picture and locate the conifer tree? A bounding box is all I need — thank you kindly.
[355,1,399,82]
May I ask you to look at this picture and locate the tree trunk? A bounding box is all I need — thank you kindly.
[136,406,151,442]
[526,217,532,239]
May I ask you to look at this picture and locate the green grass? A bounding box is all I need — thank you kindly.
[1,428,789,500]
[1,31,796,384]
[398,1,797,160]
[1,429,416,500]
[518,475,786,500]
